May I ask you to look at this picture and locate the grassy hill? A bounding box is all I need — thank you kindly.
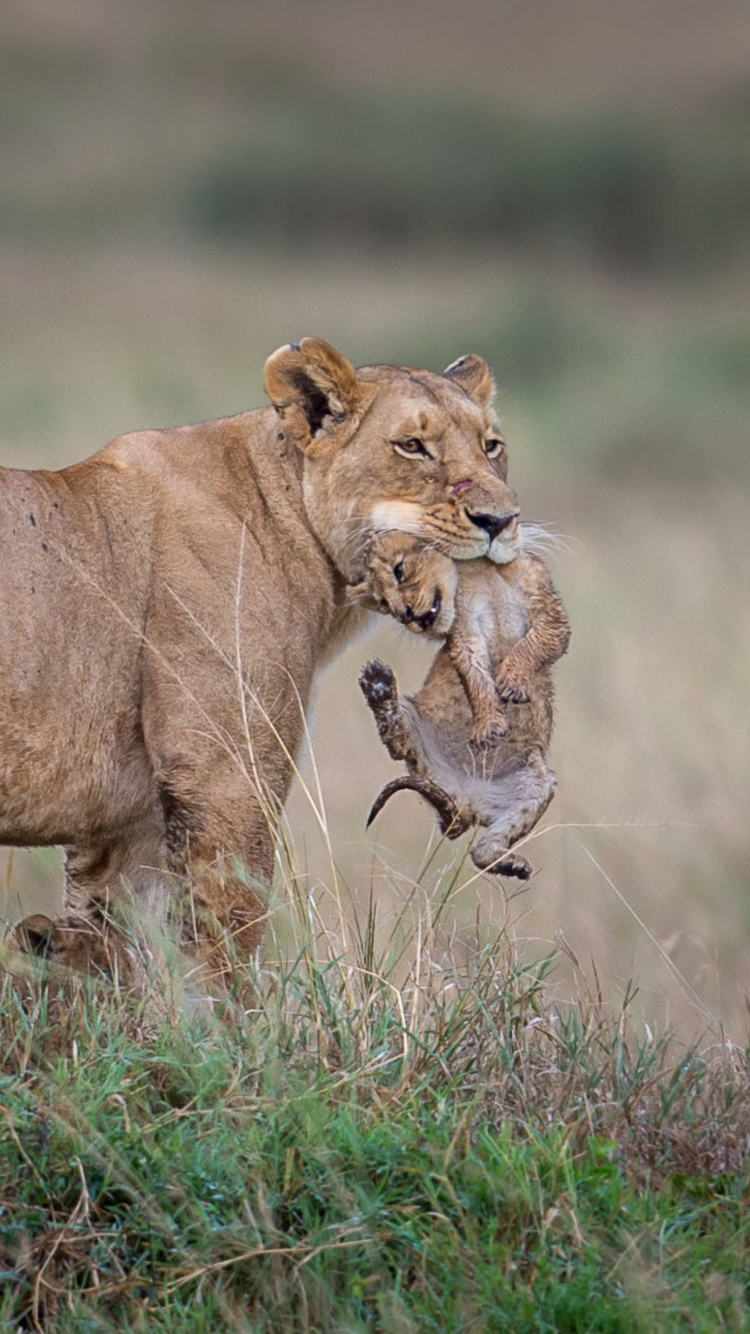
[2,894,749,1331]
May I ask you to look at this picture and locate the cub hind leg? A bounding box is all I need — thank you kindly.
[359,660,424,769]
[359,659,475,841]
[470,751,557,880]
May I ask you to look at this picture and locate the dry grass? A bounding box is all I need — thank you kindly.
[1,253,748,1037]
[0,0,747,1042]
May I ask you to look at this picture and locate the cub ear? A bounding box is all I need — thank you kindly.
[344,579,369,604]
[443,354,496,410]
[264,337,361,450]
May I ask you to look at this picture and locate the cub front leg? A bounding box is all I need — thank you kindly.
[447,635,508,748]
[494,655,534,705]
[496,558,571,703]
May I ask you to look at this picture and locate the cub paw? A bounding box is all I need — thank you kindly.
[497,676,532,705]
[359,659,397,706]
[471,847,533,880]
[496,852,533,880]
[470,712,508,749]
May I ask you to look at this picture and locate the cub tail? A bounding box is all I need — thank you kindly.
[366,776,472,840]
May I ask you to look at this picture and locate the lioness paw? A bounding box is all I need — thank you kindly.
[10,913,59,958]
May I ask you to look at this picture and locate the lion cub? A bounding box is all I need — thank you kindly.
[349,532,571,878]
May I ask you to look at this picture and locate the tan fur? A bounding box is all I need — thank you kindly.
[1,338,520,979]
[357,533,571,879]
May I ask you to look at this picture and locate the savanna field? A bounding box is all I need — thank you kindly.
[1,2,749,1327]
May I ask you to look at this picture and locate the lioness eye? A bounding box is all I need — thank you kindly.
[484,438,506,459]
[394,437,430,460]
[393,560,405,583]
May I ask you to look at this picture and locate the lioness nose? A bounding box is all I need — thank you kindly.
[467,510,519,543]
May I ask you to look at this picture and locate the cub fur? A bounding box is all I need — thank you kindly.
[355,532,571,879]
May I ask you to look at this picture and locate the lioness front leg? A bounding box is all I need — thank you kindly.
[159,786,270,982]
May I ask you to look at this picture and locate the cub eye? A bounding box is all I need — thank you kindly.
[394,437,430,460]
[393,560,405,583]
[484,438,506,459]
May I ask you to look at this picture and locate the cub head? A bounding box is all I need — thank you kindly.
[264,337,521,581]
[346,532,457,638]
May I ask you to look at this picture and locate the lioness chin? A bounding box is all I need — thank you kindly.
[1,338,520,982]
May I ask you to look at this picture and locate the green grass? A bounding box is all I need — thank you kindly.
[184,88,750,278]
[1,901,748,1332]
[2,22,749,279]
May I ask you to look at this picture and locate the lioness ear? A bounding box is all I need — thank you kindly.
[264,337,361,450]
[443,354,495,410]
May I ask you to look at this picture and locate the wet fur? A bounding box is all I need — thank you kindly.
[357,533,571,878]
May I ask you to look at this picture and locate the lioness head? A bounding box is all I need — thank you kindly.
[264,338,520,581]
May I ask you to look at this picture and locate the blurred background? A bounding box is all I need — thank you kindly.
[1,0,748,1034]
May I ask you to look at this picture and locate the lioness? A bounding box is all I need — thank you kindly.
[354,533,571,879]
[0,338,520,975]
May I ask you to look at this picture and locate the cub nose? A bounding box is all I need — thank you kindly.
[467,510,519,543]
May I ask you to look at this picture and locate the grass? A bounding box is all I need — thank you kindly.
[183,89,750,278]
[1,882,749,1332]
[3,41,748,279]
